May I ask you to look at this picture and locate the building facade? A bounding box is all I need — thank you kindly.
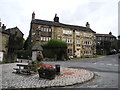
[96,32,117,55]
[0,22,9,62]
[28,12,96,58]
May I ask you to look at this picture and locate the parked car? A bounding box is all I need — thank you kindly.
[118,53,120,59]
[117,49,120,53]
[110,49,117,54]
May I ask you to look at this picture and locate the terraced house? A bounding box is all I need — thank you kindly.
[28,12,96,58]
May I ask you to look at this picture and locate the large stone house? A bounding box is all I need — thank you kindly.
[28,12,96,58]
[96,32,117,55]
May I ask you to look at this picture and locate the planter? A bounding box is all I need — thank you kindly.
[38,68,56,80]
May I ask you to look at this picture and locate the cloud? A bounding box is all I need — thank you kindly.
[0,0,119,39]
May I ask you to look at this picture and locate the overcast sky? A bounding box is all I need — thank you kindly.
[0,0,119,39]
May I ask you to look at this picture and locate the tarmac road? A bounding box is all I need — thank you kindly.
[43,54,119,88]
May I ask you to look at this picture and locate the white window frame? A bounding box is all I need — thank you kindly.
[75,31,80,36]
[63,30,73,35]
[76,40,80,44]
[49,28,51,32]
[84,33,92,37]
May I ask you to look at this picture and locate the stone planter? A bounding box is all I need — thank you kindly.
[38,68,56,80]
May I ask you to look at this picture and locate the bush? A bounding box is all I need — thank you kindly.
[42,39,68,60]
[16,50,32,59]
[28,61,43,72]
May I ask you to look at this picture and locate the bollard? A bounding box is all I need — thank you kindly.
[55,64,60,75]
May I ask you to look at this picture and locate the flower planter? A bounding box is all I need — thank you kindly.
[38,68,56,80]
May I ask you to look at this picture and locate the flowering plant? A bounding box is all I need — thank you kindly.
[38,64,55,70]
[38,64,56,80]
[28,61,44,72]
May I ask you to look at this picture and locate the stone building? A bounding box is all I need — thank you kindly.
[96,32,117,55]
[0,22,9,62]
[28,12,96,58]
[6,26,24,38]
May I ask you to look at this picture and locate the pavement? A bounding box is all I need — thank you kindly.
[1,63,95,89]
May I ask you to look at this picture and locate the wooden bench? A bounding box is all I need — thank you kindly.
[13,64,32,75]
[13,68,21,74]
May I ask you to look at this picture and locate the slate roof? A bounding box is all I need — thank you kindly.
[31,19,96,33]
[32,43,43,51]
[96,33,116,38]
[6,26,24,35]
[0,28,9,35]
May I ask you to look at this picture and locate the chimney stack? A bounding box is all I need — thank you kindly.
[2,24,6,31]
[86,22,90,28]
[54,14,59,22]
[109,32,112,35]
[32,12,35,20]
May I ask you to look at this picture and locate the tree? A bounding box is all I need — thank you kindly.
[42,39,68,60]
[7,34,24,61]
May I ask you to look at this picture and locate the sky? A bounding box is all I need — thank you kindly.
[0,0,119,39]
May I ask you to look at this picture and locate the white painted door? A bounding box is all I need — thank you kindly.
[76,50,81,57]
[0,51,3,62]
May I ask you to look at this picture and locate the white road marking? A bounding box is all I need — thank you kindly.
[87,85,98,88]
[100,63,104,65]
[93,63,118,67]
[107,64,112,66]
[114,64,118,66]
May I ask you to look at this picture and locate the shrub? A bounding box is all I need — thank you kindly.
[42,39,68,60]
[28,61,44,72]
[16,50,32,59]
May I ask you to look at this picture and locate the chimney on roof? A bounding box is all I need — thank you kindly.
[32,12,35,20]
[109,32,112,35]
[86,22,90,28]
[2,24,6,31]
[54,14,59,22]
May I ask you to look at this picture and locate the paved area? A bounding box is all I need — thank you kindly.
[1,63,94,89]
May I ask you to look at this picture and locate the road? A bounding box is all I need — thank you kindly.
[43,54,119,88]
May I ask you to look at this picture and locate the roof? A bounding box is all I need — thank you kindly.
[31,19,96,33]
[32,43,43,51]
[0,28,9,35]
[96,33,116,38]
[6,26,24,35]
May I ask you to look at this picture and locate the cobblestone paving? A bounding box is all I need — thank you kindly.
[1,63,94,89]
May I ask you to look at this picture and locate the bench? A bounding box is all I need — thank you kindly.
[13,68,21,74]
[13,64,32,75]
